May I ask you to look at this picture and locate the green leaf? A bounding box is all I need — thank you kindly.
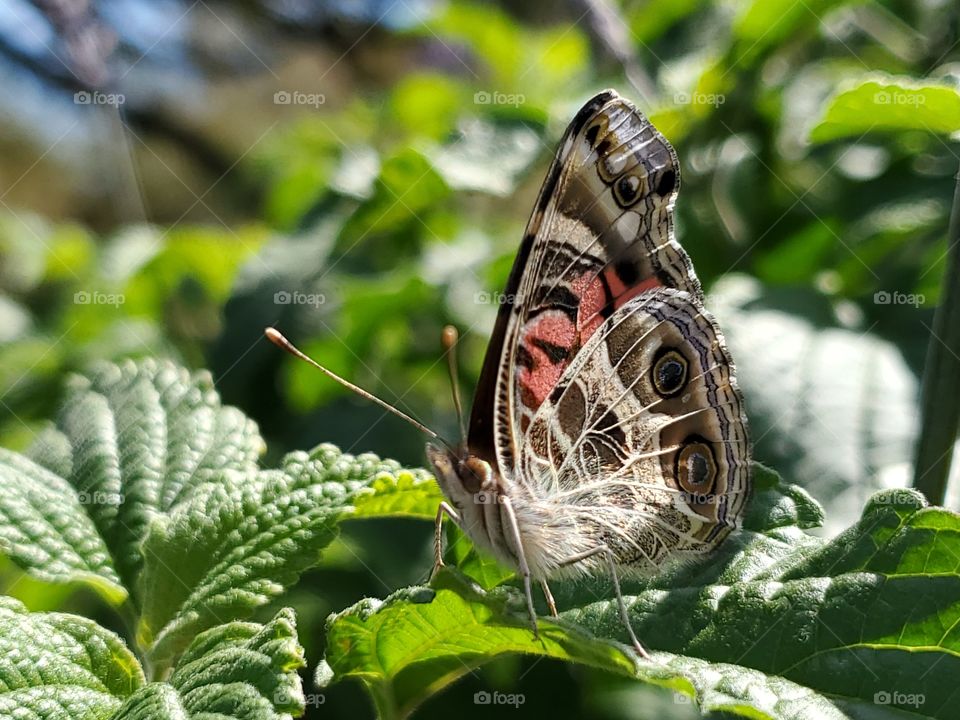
[351,464,443,519]
[657,655,854,720]
[811,74,960,143]
[422,3,587,97]
[19,360,265,597]
[114,609,305,720]
[0,447,126,603]
[137,444,437,669]
[3,358,443,670]
[429,119,542,196]
[444,523,516,591]
[322,461,960,719]
[337,148,451,250]
[318,568,640,720]
[0,596,143,719]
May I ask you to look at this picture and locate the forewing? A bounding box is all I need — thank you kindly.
[468,90,701,482]
[519,289,751,567]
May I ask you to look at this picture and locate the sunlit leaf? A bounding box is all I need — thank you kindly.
[811,75,960,143]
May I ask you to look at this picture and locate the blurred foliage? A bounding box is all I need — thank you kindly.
[2,0,960,717]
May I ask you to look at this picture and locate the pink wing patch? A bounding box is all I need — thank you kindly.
[574,269,662,342]
[517,311,576,409]
[518,270,663,419]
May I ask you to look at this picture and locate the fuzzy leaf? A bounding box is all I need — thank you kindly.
[322,463,959,719]
[137,444,437,669]
[318,568,640,719]
[350,464,443,519]
[0,448,125,602]
[19,359,265,598]
[0,597,143,719]
[114,609,305,720]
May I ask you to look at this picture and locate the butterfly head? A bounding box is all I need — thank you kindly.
[426,443,496,508]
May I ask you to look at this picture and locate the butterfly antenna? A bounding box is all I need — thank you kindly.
[441,325,467,445]
[265,327,455,451]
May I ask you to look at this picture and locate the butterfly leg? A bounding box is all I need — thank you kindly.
[540,580,559,618]
[431,501,460,579]
[556,545,649,660]
[499,495,540,639]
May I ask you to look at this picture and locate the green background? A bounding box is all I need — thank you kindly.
[1,0,958,717]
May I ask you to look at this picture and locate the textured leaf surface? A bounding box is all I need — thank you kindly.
[56,360,264,590]
[1,360,441,677]
[114,609,305,720]
[0,596,143,720]
[137,444,438,668]
[349,461,442,519]
[318,568,640,719]
[10,359,265,602]
[811,74,960,142]
[322,462,958,719]
[0,448,125,601]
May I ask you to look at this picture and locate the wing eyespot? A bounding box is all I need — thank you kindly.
[650,347,688,398]
[613,172,643,207]
[675,437,717,495]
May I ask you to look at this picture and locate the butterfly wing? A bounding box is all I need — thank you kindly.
[468,90,703,484]
[518,288,750,569]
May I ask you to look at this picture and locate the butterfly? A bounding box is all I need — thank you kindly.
[424,89,750,657]
[267,89,750,658]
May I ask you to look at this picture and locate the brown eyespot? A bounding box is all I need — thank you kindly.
[651,347,688,398]
[459,456,489,494]
[675,437,717,495]
[613,172,643,207]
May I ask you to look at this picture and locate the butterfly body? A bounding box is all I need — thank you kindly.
[427,90,750,652]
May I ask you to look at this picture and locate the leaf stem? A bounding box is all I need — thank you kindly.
[369,680,400,720]
[913,165,960,503]
[118,598,150,673]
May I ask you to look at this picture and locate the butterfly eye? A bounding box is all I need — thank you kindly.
[676,439,717,494]
[654,168,677,197]
[651,348,688,398]
[459,456,489,494]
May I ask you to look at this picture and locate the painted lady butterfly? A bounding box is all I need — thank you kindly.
[426,90,751,657]
[267,89,750,658]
